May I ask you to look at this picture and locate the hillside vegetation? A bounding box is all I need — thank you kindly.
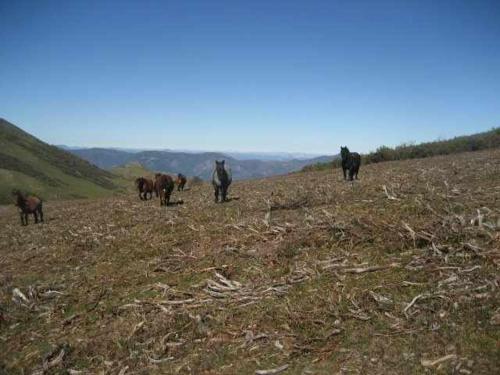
[111,162,156,181]
[1,149,499,374]
[303,127,500,172]
[0,119,126,204]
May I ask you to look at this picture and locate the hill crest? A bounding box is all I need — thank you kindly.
[0,118,124,203]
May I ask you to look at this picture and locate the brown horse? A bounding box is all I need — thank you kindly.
[135,177,154,200]
[176,173,187,192]
[154,174,174,206]
[12,190,43,225]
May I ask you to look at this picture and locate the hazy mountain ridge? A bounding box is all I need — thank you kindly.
[58,146,325,161]
[66,147,336,180]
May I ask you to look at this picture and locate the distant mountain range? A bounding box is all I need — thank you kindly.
[63,147,336,180]
[58,145,327,161]
[0,119,124,203]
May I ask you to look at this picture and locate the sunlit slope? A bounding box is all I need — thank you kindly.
[0,118,126,203]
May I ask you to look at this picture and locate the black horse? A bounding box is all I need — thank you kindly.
[212,160,232,203]
[340,146,361,181]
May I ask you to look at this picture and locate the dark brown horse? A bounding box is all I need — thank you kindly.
[12,190,43,225]
[135,177,154,200]
[155,173,174,206]
[176,173,187,192]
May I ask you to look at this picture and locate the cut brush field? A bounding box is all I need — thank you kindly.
[0,149,499,374]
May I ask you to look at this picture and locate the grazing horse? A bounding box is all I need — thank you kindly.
[12,190,43,225]
[135,177,154,200]
[212,160,232,203]
[155,174,174,206]
[340,146,361,181]
[176,173,187,192]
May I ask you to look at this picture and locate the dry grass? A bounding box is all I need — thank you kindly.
[1,149,499,374]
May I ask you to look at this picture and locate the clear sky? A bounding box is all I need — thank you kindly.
[1,0,499,154]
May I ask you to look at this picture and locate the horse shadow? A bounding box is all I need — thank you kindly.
[223,196,240,202]
[166,200,185,206]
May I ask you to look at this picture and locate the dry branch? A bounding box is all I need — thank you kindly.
[255,364,289,374]
[421,354,457,368]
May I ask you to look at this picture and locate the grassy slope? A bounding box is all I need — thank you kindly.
[111,162,154,181]
[0,119,128,203]
[0,149,499,374]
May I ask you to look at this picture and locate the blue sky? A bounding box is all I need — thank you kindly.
[1,0,499,154]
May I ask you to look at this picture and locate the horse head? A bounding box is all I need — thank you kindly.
[11,189,26,208]
[340,146,350,160]
[135,177,144,189]
[215,160,226,176]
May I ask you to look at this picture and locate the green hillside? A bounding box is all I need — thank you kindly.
[0,118,126,204]
[111,161,150,178]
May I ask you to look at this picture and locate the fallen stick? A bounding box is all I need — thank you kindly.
[157,298,195,305]
[343,263,399,274]
[382,185,399,200]
[421,354,457,367]
[403,294,429,315]
[255,364,289,374]
[147,355,174,364]
[12,288,30,304]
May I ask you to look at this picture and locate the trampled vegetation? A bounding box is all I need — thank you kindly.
[303,127,500,172]
[1,149,499,374]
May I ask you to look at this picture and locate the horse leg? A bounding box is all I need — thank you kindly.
[214,186,219,203]
[342,167,347,180]
[39,207,44,222]
[34,211,38,224]
[24,213,28,225]
[19,212,24,226]
[222,185,227,202]
[349,168,354,181]
[161,189,166,206]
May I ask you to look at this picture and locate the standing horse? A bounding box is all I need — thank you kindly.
[155,174,175,206]
[12,190,43,225]
[212,160,232,203]
[340,146,361,181]
[176,173,187,192]
[135,177,154,200]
